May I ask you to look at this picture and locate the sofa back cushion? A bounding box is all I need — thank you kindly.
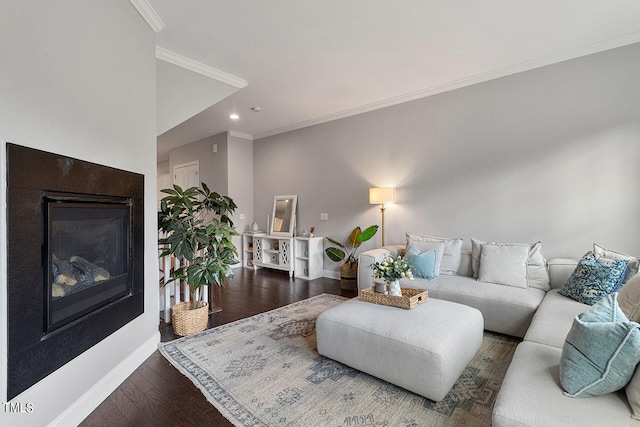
[405,232,463,276]
[548,258,579,289]
[471,238,550,290]
[618,273,640,322]
[477,243,529,288]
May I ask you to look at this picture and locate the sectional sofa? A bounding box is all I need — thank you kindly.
[357,239,640,426]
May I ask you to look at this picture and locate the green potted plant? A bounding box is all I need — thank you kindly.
[325,225,378,290]
[158,183,239,336]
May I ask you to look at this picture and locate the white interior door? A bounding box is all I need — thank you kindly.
[173,161,200,189]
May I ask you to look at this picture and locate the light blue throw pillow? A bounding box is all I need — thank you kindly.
[560,293,640,397]
[405,244,437,280]
[559,251,628,305]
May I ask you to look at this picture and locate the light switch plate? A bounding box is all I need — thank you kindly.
[320,213,329,220]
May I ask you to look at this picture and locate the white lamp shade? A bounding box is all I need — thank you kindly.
[369,187,396,204]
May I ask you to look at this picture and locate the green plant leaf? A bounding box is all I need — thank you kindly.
[325,247,346,262]
[325,236,346,249]
[157,181,240,305]
[348,227,362,248]
[357,225,378,243]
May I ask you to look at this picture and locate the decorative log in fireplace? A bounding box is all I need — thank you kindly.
[6,144,144,400]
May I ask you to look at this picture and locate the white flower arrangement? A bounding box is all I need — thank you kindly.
[370,255,414,283]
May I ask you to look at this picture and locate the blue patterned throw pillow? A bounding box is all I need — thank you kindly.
[560,293,640,397]
[559,251,628,305]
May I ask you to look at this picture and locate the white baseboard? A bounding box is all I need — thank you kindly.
[323,269,340,280]
[48,333,160,427]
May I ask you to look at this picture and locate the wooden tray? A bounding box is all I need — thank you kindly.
[359,287,428,309]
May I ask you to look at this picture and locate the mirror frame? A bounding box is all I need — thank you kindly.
[270,195,297,237]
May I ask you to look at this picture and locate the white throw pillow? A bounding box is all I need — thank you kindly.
[618,273,640,322]
[478,243,529,288]
[527,242,550,291]
[594,243,639,284]
[471,238,484,279]
[406,232,463,275]
[472,238,550,290]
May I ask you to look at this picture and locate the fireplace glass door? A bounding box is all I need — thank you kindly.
[46,196,132,332]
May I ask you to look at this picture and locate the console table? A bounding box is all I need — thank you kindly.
[244,233,294,277]
[243,233,323,279]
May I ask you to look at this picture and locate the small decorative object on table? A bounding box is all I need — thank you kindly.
[370,255,413,295]
[374,279,387,293]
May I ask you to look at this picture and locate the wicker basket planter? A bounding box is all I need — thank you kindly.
[339,262,358,291]
[171,301,209,336]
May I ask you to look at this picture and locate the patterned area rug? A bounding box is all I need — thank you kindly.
[159,294,519,427]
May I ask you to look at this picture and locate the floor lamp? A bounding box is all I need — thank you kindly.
[369,187,396,246]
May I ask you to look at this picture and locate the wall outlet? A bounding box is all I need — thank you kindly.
[239,213,245,220]
[320,213,329,220]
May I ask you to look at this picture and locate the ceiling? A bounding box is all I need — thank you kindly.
[145,1,640,161]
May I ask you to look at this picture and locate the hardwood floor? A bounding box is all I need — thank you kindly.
[80,268,355,427]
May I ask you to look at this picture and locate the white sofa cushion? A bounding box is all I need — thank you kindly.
[627,365,640,420]
[471,238,550,290]
[399,274,544,338]
[618,273,640,322]
[548,258,579,289]
[527,241,551,291]
[493,341,638,427]
[524,289,588,348]
[406,232,462,275]
[478,243,529,288]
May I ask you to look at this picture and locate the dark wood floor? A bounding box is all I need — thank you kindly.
[80,268,355,427]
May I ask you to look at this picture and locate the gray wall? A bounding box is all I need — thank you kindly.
[167,132,254,261]
[228,134,254,236]
[169,132,229,194]
[254,42,640,276]
[0,1,158,424]
[227,134,254,255]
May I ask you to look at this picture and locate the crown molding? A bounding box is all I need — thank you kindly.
[254,32,640,140]
[129,0,165,33]
[228,131,254,140]
[156,46,248,89]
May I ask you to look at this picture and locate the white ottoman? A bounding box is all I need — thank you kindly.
[316,297,484,401]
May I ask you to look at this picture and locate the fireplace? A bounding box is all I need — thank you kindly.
[6,144,144,399]
[46,194,132,332]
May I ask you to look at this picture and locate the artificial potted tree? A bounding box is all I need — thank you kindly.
[325,225,378,290]
[158,183,239,336]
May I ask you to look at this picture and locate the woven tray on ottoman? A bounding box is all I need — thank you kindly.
[359,286,428,309]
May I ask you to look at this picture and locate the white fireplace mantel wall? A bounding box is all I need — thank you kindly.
[0,2,159,426]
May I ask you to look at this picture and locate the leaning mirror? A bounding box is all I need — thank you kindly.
[270,195,297,237]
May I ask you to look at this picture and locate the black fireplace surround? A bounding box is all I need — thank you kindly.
[6,144,144,399]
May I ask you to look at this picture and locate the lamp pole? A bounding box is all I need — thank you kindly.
[380,203,386,246]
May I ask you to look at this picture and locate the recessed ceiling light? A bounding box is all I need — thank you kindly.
[229,113,239,120]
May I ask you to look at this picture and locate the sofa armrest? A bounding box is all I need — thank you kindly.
[357,245,405,294]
